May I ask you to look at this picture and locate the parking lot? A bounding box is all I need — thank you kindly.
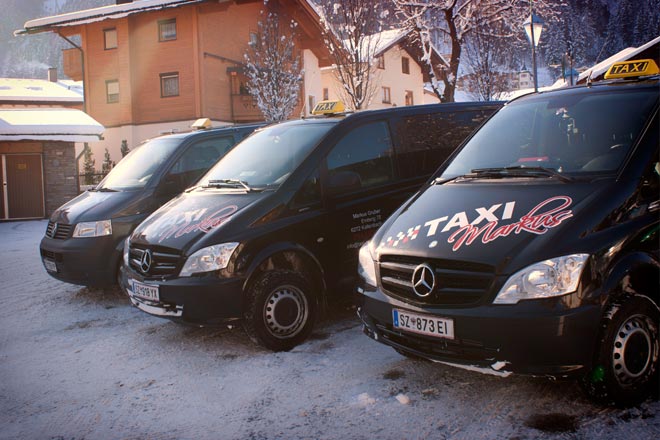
[1,220,658,440]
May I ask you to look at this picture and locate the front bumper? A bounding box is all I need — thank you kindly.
[40,235,122,287]
[121,265,245,325]
[358,285,603,377]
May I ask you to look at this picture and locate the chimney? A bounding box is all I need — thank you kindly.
[48,67,58,82]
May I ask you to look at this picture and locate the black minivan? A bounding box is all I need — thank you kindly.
[40,123,263,287]
[120,101,502,351]
[358,59,659,406]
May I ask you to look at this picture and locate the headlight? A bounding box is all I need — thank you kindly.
[494,254,589,304]
[73,220,112,238]
[358,241,377,287]
[122,237,130,267]
[179,242,239,277]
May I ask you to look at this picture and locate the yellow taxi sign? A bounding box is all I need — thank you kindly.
[604,59,659,79]
[311,100,345,115]
[192,117,212,130]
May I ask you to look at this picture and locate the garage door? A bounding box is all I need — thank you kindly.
[1,154,45,219]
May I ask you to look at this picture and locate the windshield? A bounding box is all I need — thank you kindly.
[98,138,181,190]
[441,88,658,179]
[199,122,334,188]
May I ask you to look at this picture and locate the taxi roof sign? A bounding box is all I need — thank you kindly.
[311,100,345,115]
[604,59,659,80]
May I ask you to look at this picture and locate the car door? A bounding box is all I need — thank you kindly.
[319,120,409,287]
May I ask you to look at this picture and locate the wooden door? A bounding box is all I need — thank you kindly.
[5,154,44,219]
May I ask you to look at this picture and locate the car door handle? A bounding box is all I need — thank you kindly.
[649,200,660,213]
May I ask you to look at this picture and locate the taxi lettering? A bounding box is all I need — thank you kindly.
[381,196,574,251]
[610,61,648,75]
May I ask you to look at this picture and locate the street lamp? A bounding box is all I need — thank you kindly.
[523,6,544,92]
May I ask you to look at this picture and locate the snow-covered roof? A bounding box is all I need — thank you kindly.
[373,29,408,56]
[17,0,208,34]
[0,108,104,142]
[578,35,660,83]
[0,78,83,103]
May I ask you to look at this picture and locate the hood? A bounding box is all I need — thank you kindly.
[49,190,147,224]
[374,180,608,274]
[131,190,266,250]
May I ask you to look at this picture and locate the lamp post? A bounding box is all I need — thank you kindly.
[523,3,544,92]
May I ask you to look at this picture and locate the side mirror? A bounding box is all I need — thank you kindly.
[155,173,183,197]
[327,170,361,196]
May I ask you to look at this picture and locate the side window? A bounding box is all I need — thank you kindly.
[164,136,234,189]
[395,110,490,179]
[326,121,394,195]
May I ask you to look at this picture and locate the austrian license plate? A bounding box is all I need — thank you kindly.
[43,258,57,273]
[393,309,455,340]
[130,279,159,301]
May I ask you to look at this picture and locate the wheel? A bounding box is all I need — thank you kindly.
[243,270,317,351]
[582,296,659,406]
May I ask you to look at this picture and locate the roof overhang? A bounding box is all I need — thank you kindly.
[16,0,210,36]
[0,108,104,142]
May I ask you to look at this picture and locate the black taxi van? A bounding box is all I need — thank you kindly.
[40,122,263,287]
[120,100,502,351]
[357,59,660,406]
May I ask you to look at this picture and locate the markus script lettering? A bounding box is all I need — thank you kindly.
[157,205,238,243]
[448,196,573,251]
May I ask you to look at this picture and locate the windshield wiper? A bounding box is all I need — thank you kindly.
[90,187,118,192]
[469,166,575,183]
[206,179,255,191]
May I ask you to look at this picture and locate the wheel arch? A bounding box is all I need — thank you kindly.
[600,251,660,308]
[242,242,327,309]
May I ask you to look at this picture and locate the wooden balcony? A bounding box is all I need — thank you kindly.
[231,94,263,122]
[62,48,83,81]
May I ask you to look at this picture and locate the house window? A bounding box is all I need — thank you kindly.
[160,72,179,97]
[158,19,177,41]
[402,57,410,74]
[382,86,391,104]
[104,28,117,50]
[249,32,258,47]
[377,55,385,69]
[106,80,119,103]
[323,88,329,101]
[405,90,414,106]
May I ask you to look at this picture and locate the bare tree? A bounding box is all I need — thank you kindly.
[244,10,303,122]
[461,13,515,101]
[319,0,386,110]
[393,0,525,102]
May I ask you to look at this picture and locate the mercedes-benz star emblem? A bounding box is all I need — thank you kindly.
[140,249,152,274]
[412,263,435,298]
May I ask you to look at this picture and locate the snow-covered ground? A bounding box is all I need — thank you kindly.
[1,220,658,440]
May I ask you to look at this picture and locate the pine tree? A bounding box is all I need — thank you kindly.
[101,148,114,176]
[120,139,130,158]
[82,144,96,185]
[244,10,302,122]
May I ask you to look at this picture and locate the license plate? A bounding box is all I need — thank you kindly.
[130,279,159,301]
[393,309,454,340]
[43,258,57,273]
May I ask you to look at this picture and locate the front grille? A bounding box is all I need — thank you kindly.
[128,244,181,277]
[378,255,495,307]
[45,221,72,240]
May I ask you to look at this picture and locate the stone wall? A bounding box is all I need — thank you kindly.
[42,142,79,216]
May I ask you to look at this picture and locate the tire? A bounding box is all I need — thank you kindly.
[582,296,659,407]
[243,270,317,351]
